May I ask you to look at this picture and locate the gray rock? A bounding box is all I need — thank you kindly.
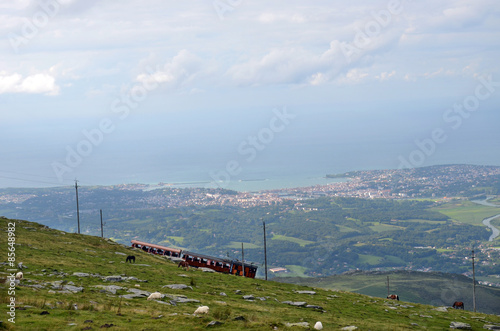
[25,284,45,289]
[104,275,123,282]
[124,276,140,281]
[220,292,227,296]
[199,267,215,273]
[243,295,255,300]
[115,252,127,256]
[62,285,84,293]
[294,290,316,295]
[154,300,171,305]
[127,288,151,297]
[57,290,73,294]
[282,301,307,307]
[162,284,193,290]
[173,297,200,304]
[93,285,124,295]
[450,322,472,330]
[120,294,144,299]
[433,306,448,312]
[235,290,242,295]
[483,325,500,330]
[340,327,358,331]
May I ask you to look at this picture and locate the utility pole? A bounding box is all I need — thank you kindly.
[472,248,476,312]
[100,209,103,238]
[241,243,245,277]
[263,220,268,281]
[387,276,390,296]
[75,180,80,234]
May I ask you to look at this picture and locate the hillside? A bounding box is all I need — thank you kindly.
[275,270,500,315]
[2,218,500,330]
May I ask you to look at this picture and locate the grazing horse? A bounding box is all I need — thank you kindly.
[126,255,136,263]
[178,261,190,270]
[452,301,464,309]
[387,294,399,301]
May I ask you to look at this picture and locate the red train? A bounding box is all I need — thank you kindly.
[131,240,258,278]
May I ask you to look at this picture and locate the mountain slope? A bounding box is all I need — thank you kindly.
[276,270,500,315]
[1,217,500,330]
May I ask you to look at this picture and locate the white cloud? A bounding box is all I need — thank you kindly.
[0,72,59,95]
[135,50,208,90]
[258,12,306,24]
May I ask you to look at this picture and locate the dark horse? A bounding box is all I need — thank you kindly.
[452,301,464,309]
[126,255,136,263]
[178,261,190,270]
[387,294,399,301]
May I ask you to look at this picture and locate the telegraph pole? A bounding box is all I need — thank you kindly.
[387,276,390,297]
[75,180,80,234]
[472,248,476,312]
[100,209,103,238]
[263,220,268,281]
[241,243,245,277]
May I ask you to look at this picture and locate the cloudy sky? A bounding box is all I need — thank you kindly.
[1,0,499,188]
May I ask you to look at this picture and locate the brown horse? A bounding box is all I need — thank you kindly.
[178,261,190,270]
[452,301,464,309]
[387,294,399,301]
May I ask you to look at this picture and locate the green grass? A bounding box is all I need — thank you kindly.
[358,254,383,265]
[336,225,358,233]
[271,234,314,247]
[165,236,185,244]
[432,201,500,225]
[226,242,260,249]
[2,217,500,330]
[284,265,309,278]
[397,219,447,224]
[369,223,404,233]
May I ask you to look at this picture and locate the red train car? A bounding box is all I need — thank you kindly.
[131,240,181,257]
[131,240,258,278]
[182,251,258,278]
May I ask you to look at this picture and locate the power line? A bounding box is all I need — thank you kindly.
[0,175,68,186]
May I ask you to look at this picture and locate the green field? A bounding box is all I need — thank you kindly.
[431,201,500,225]
[271,234,314,247]
[226,241,260,249]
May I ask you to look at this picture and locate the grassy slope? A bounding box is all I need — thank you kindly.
[1,218,500,331]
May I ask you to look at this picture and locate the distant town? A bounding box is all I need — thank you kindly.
[82,164,500,209]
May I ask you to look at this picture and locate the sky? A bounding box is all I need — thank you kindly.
[1,0,500,188]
